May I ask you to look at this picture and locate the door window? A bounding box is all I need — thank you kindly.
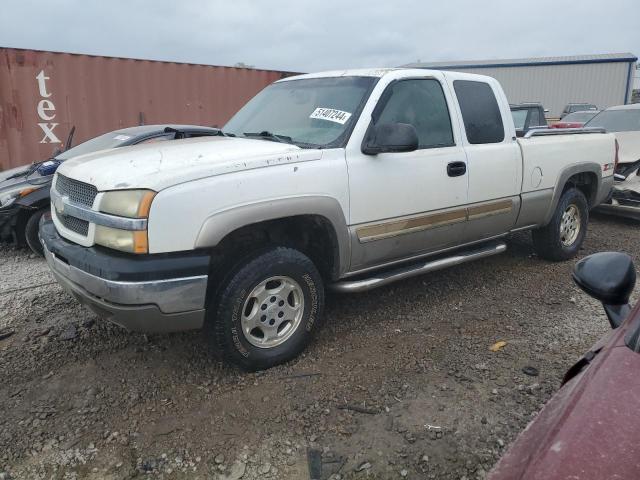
[453,80,505,144]
[528,108,541,127]
[374,79,455,149]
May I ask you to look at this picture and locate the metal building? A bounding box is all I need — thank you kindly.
[404,53,637,118]
[0,48,296,171]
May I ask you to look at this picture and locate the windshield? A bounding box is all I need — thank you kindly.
[511,109,528,129]
[223,76,377,148]
[562,111,598,123]
[585,109,640,132]
[569,104,596,113]
[55,131,135,160]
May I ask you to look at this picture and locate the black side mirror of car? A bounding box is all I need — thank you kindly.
[362,123,419,155]
[573,252,636,329]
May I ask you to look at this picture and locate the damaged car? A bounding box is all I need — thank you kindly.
[585,104,640,220]
[0,124,219,254]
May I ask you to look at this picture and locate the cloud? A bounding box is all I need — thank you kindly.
[0,0,636,72]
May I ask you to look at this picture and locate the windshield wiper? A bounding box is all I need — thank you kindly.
[243,131,293,144]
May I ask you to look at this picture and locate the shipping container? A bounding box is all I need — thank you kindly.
[0,48,296,171]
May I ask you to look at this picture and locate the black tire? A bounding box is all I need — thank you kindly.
[532,187,588,261]
[24,209,46,256]
[207,247,325,371]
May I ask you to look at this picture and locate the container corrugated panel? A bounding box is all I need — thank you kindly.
[0,48,297,171]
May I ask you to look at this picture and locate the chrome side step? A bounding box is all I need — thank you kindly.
[330,241,507,293]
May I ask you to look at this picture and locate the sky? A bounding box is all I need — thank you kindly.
[0,0,638,73]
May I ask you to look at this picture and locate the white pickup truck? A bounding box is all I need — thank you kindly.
[41,68,616,370]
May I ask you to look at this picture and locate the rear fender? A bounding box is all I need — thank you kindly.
[542,163,604,225]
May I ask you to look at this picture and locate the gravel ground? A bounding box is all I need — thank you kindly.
[0,213,638,480]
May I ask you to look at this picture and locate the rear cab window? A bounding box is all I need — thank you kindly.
[529,108,542,127]
[453,80,505,144]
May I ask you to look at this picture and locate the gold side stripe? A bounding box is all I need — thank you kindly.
[357,210,467,242]
[357,199,514,242]
[467,200,514,220]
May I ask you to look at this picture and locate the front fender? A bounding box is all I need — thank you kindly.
[195,196,351,277]
[15,182,52,209]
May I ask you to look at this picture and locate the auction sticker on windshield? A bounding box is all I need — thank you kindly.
[309,108,352,125]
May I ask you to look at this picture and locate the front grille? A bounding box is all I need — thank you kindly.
[56,174,98,207]
[59,213,89,236]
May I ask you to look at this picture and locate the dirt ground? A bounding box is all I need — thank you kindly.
[1,213,638,480]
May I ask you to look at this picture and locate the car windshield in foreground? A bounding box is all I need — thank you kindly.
[585,109,640,133]
[223,76,377,148]
[511,109,528,129]
[563,111,599,122]
[55,131,135,160]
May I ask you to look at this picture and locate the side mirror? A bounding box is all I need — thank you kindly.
[573,252,636,328]
[362,123,418,155]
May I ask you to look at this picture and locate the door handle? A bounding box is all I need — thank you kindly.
[447,161,467,177]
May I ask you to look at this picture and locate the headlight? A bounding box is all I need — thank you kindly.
[99,189,155,218]
[0,186,39,208]
[95,189,155,254]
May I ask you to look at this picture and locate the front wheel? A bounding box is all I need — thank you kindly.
[25,208,47,256]
[532,188,588,261]
[207,247,325,371]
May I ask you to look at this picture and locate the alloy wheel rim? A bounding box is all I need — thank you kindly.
[241,276,305,348]
[560,204,581,247]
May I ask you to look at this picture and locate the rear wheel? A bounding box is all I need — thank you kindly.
[207,247,325,371]
[532,188,588,261]
[24,208,47,256]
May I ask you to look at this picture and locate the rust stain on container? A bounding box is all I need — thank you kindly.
[0,48,297,170]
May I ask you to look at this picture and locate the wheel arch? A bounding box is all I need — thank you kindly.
[13,192,50,244]
[542,163,602,225]
[195,196,350,280]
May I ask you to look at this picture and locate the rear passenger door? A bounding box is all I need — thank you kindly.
[449,79,521,242]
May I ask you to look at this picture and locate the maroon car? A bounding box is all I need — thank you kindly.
[489,252,639,480]
[550,110,600,129]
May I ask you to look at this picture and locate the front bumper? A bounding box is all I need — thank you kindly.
[40,219,209,332]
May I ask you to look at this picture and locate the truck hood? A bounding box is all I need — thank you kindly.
[615,131,640,165]
[56,136,322,191]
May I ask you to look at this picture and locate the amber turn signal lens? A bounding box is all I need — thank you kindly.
[137,191,156,218]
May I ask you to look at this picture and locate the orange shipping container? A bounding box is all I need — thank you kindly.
[0,48,296,171]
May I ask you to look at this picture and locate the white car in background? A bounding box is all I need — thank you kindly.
[586,104,640,219]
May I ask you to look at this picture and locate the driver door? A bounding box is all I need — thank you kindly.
[346,77,469,271]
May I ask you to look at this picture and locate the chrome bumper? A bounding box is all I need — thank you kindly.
[43,244,207,333]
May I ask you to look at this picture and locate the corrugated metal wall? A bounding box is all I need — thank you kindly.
[0,48,295,171]
[441,62,632,118]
